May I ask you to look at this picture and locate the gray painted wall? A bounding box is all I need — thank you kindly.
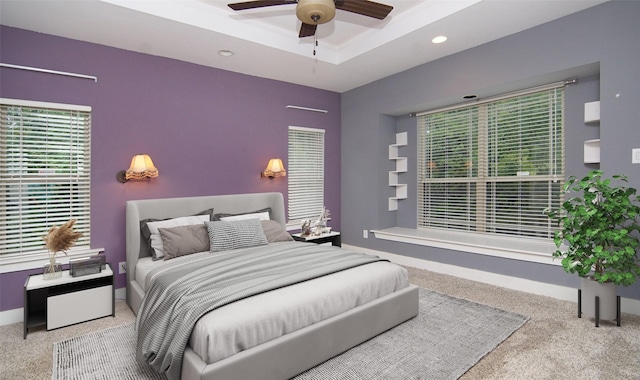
[341,1,640,300]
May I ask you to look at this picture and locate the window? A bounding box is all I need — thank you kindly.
[417,86,564,240]
[287,126,325,226]
[0,98,92,258]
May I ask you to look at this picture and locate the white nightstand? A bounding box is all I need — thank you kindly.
[23,264,115,338]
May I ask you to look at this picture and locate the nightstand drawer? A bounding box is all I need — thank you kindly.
[47,285,113,330]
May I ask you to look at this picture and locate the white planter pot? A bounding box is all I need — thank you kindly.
[580,277,617,321]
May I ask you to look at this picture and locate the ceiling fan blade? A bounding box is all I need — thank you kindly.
[299,23,317,38]
[228,0,296,11]
[335,0,393,20]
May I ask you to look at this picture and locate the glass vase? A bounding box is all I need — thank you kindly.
[43,259,62,280]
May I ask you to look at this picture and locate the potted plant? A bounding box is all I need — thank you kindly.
[545,170,640,322]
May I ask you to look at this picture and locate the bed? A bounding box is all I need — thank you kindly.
[126,192,419,380]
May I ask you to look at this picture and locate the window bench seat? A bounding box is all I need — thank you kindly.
[371,227,558,265]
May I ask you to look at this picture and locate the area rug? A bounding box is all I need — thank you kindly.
[52,288,528,380]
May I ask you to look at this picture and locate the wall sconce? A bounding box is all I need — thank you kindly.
[116,154,158,183]
[261,158,286,178]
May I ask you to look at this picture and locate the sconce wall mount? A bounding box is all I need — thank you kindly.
[261,158,286,178]
[117,154,158,183]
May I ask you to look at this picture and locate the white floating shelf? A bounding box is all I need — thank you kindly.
[388,132,408,211]
[584,101,600,123]
[394,157,407,172]
[389,172,399,185]
[584,139,600,164]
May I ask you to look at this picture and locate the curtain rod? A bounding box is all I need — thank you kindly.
[411,79,575,117]
[286,105,328,114]
[0,63,98,82]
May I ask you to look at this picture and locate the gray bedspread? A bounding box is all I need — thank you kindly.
[135,242,386,380]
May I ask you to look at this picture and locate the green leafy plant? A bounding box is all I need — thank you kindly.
[545,170,640,286]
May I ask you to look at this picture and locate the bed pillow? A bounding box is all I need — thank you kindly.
[141,210,212,260]
[261,220,294,243]
[206,219,269,252]
[214,208,271,221]
[158,224,210,260]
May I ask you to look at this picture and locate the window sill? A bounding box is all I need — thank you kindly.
[371,227,558,265]
[0,247,105,274]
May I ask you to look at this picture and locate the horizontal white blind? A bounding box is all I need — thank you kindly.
[418,107,478,230]
[418,87,564,239]
[0,101,91,255]
[484,90,564,237]
[288,126,325,223]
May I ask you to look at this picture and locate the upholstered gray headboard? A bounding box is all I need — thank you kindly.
[125,192,285,310]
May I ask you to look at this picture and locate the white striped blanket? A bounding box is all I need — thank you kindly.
[135,242,386,380]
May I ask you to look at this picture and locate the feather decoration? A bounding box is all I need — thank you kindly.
[43,219,83,260]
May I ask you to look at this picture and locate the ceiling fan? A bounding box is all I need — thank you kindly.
[228,0,394,38]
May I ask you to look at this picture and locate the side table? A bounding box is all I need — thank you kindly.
[24,264,115,338]
[291,231,341,247]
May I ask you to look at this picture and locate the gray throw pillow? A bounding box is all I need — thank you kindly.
[261,220,294,243]
[140,208,214,260]
[206,219,269,252]
[158,224,210,260]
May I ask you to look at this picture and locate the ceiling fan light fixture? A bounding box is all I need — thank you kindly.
[296,0,336,25]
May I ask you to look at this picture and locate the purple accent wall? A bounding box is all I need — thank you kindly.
[0,26,341,312]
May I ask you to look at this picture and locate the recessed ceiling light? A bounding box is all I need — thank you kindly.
[431,36,448,44]
[218,50,234,57]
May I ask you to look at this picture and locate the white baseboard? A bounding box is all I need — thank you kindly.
[115,287,126,300]
[0,308,23,327]
[0,287,127,327]
[344,244,640,316]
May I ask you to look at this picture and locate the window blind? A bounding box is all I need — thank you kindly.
[417,87,564,239]
[0,100,92,255]
[287,126,325,224]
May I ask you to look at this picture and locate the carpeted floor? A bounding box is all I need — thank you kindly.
[1,265,639,379]
[293,288,527,380]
